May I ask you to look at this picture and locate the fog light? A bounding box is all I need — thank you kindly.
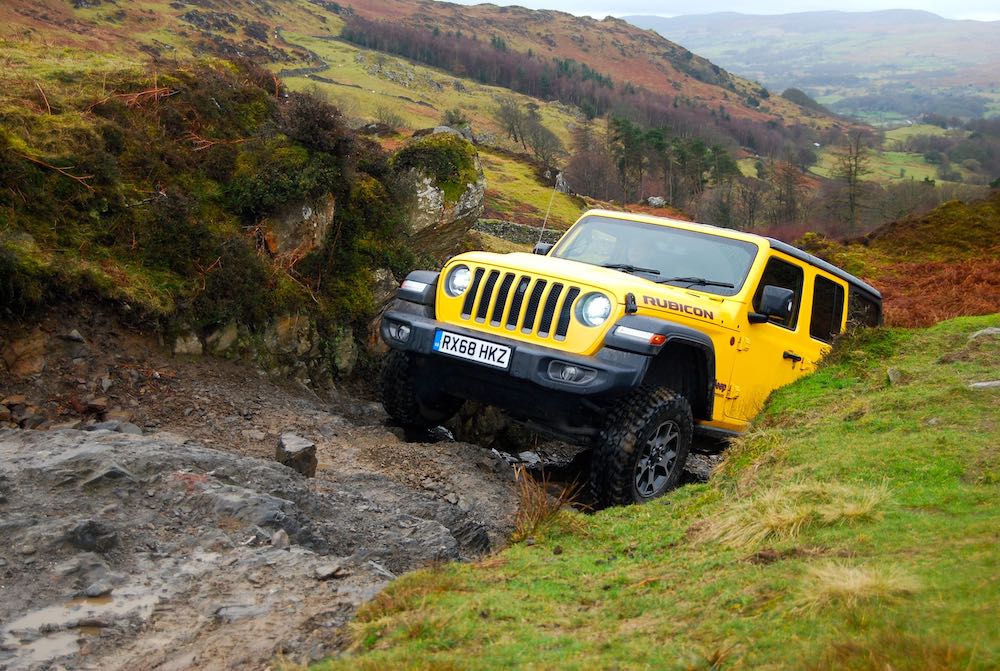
[547,361,597,385]
[387,322,411,342]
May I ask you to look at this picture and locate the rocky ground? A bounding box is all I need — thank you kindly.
[0,306,722,670]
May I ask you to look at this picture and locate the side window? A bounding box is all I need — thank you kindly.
[848,290,881,329]
[753,257,804,329]
[810,276,845,343]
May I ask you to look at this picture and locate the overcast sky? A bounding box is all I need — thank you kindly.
[447,1,1000,21]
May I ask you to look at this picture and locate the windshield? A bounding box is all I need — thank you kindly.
[551,215,759,297]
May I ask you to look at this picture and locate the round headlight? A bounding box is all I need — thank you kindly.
[445,265,472,297]
[576,293,612,327]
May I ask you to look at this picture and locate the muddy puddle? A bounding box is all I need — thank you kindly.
[2,590,160,670]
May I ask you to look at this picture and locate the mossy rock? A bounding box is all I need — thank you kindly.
[391,132,479,204]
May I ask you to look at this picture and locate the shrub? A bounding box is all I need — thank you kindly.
[192,238,298,330]
[0,238,48,314]
[375,105,405,130]
[281,90,351,155]
[225,136,341,218]
[442,107,469,127]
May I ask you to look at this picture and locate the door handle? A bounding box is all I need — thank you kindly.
[783,350,803,363]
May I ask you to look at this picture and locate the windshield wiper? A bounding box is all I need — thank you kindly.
[602,263,660,276]
[656,276,735,288]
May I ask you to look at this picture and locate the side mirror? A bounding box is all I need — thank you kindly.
[533,242,553,255]
[749,285,795,324]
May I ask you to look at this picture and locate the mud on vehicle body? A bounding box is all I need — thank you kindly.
[379,210,882,507]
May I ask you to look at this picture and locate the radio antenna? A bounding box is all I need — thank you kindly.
[537,183,557,246]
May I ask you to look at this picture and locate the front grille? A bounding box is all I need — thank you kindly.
[459,268,581,340]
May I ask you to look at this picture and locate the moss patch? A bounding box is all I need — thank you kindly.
[391,133,478,204]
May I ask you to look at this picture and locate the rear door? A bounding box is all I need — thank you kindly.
[806,273,847,366]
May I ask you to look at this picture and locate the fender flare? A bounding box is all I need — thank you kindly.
[604,315,716,419]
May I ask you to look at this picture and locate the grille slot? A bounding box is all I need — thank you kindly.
[475,270,501,322]
[461,268,485,317]
[505,276,531,330]
[521,280,547,333]
[555,287,580,340]
[537,283,564,337]
[491,273,516,326]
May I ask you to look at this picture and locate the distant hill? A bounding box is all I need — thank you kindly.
[624,10,1000,123]
[0,0,838,133]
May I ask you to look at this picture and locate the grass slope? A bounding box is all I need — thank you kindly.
[804,191,1000,327]
[315,315,999,670]
[479,150,586,230]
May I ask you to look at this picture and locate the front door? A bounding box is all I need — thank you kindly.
[725,253,816,422]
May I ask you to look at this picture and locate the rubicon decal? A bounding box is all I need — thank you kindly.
[642,295,714,320]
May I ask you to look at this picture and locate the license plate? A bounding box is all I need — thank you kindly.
[433,330,511,369]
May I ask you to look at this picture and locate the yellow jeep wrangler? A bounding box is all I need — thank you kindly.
[379,210,882,506]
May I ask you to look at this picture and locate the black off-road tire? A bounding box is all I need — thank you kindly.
[589,386,693,508]
[379,350,462,428]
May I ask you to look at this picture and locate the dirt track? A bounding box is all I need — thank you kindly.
[0,307,520,669]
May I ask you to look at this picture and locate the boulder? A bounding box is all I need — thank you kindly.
[264,315,317,358]
[330,326,358,377]
[969,327,1000,340]
[399,132,486,261]
[2,328,48,376]
[276,433,318,478]
[58,329,90,358]
[206,322,240,355]
[67,520,118,553]
[173,332,203,356]
[647,196,667,207]
[372,268,398,308]
[261,194,335,260]
[555,171,570,194]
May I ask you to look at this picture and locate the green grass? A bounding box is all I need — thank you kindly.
[277,31,580,150]
[809,146,970,184]
[479,149,586,230]
[883,123,952,142]
[736,157,759,178]
[314,315,1000,670]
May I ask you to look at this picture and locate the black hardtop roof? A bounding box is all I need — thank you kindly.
[766,238,882,301]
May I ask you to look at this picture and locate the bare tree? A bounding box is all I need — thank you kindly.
[524,117,564,166]
[832,129,873,231]
[734,176,768,230]
[494,97,527,150]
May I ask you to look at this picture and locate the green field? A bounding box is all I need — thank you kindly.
[316,315,1000,670]
[810,147,968,184]
[883,123,952,142]
[274,32,588,231]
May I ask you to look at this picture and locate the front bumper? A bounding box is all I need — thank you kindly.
[380,300,650,398]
